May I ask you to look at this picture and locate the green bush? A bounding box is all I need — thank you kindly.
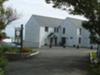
[0,45,9,70]
[0,45,12,75]
[0,45,20,54]
[0,68,4,75]
[0,45,12,56]
[91,52,97,60]
[6,47,20,53]
[90,51,98,64]
[87,63,100,75]
[0,57,8,69]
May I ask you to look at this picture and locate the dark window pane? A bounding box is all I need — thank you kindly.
[70,37,73,39]
[54,27,56,32]
[79,37,81,44]
[45,26,48,32]
[54,27,59,32]
[63,28,65,34]
[80,28,82,35]
[57,28,59,32]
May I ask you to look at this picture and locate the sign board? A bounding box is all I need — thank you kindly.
[15,27,21,44]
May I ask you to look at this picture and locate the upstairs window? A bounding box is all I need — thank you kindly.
[54,27,59,32]
[79,28,82,35]
[63,28,66,34]
[77,28,82,35]
[45,26,48,32]
[57,28,59,32]
[54,27,56,32]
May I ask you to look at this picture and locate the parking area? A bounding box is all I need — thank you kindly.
[7,47,94,75]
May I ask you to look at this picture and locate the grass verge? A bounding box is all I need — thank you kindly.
[86,51,100,75]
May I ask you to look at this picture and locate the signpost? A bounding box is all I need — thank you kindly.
[15,27,21,44]
[15,24,23,52]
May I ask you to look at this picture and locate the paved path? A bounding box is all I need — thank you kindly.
[7,47,93,75]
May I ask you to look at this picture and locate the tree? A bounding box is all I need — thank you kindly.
[46,0,100,56]
[0,0,17,40]
[0,1,18,73]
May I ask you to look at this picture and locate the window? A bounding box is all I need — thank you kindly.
[57,28,59,32]
[70,37,73,39]
[45,26,48,32]
[63,28,65,34]
[79,37,81,44]
[77,28,82,35]
[54,27,56,32]
[79,28,82,35]
[54,27,59,32]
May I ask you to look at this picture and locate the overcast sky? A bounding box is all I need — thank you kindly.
[4,0,86,37]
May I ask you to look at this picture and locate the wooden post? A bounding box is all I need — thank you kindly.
[97,41,100,59]
[20,24,23,52]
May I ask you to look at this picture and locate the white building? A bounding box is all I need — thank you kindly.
[24,15,96,48]
[24,15,63,48]
[60,18,91,48]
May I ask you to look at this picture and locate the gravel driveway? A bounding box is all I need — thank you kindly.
[7,47,92,75]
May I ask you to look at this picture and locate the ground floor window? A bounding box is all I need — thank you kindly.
[79,37,81,44]
[45,26,49,32]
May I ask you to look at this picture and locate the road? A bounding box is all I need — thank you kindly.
[7,47,93,75]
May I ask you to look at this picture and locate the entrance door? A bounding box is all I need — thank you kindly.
[49,38,53,48]
[55,37,57,46]
[61,37,66,47]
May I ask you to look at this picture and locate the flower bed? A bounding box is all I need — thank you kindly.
[20,48,39,57]
[5,48,39,60]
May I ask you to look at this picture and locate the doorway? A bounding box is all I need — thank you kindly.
[61,37,66,47]
[54,37,57,46]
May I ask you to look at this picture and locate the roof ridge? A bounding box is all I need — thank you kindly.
[66,16,87,21]
[32,15,64,20]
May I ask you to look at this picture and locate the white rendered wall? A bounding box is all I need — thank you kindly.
[81,28,90,47]
[60,18,82,47]
[81,27,97,48]
[24,16,40,48]
[39,26,54,47]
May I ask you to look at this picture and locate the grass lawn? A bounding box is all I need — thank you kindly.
[87,62,100,75]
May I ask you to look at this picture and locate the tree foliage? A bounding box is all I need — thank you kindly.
[0,0,17,39]
[46,0,100,44]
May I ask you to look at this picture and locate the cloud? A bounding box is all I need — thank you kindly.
[4,0,69,18]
